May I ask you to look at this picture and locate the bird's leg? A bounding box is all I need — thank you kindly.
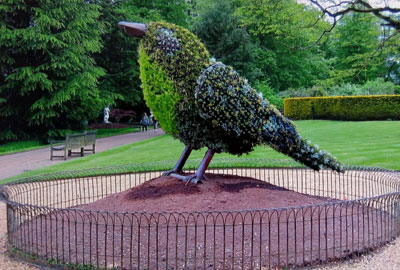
[185,148,215,184]
[163,145,192,176]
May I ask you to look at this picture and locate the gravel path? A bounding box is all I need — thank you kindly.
[311,238,400,270]
[0,130,164,181]
[1,202,38,270]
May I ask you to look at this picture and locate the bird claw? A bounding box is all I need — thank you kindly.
[185,174,202,185]
[162,170,181,176]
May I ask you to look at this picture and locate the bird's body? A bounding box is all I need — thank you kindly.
[120,21,343,182]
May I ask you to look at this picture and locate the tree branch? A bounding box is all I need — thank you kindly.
[309,0,400,30]
[353,30,399,80]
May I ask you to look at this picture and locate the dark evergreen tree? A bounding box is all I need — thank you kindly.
[0,0,105,142]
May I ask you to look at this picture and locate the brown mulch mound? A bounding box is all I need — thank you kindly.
[80,174,335,213]
[12,174,394,270]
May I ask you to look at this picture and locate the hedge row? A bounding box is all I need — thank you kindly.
[284,95,400,120]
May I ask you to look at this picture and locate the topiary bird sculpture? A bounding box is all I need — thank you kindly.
[119,21,344,184]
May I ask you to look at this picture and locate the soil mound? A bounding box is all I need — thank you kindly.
[78,174,335,213]
[16,173,391,269]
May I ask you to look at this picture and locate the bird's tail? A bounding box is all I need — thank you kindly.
[262,108,344,173]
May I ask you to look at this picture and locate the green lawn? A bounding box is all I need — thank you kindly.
[0,127,140,156]
[2,120,399,184]
[96,127,142,138]
[0,140,44,156]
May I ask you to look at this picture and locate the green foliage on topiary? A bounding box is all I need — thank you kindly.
[194,62,342,171]
[284,95,400,120]
[195,62,266,153]
[139,22,210,99]
[136,21,343,172]
[139,51,180,134]
[139,21,210,143]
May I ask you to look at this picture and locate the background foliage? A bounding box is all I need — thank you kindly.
[280,78,400,98]
[1,0,399,143]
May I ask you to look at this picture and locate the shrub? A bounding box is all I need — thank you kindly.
[359,79,398,95]
[284,95,400,120]
[280,79,399,98]
[327,79,398,96]
[279,86,327,98]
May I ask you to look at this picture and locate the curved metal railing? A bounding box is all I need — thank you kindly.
[1,158,400,269]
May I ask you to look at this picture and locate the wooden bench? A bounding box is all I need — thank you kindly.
[84,131,96,154]
[50,131,97,160]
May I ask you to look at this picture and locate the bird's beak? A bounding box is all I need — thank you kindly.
[118,21,147,38]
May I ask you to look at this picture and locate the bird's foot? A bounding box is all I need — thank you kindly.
[184,174,202,185]
[162,170,182,177]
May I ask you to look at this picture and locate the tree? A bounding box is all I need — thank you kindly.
[307,0,400,84]
[193,0,262,83]
[0,0,105,142]
[309,0,400,31]
[327,12,388,84]
[236,0,331,91]
[307,0,400,48]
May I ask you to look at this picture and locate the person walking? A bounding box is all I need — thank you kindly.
[140,113,149,132]
[150,111,158,132]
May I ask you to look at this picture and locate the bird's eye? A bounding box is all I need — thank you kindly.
[155,28,181,56]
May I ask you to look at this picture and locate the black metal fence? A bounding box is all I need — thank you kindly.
[1,159,400,269]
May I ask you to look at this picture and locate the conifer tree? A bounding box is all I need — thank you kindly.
[0,0,105,142]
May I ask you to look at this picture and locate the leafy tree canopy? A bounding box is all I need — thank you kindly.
[236,0,331,91]
[327,12,388,84]
[193,0,262,83]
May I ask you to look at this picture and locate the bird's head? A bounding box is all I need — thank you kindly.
[118,21,210,134]
[118,21,210,85]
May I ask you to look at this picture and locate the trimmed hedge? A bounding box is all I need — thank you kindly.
[284,95,400,120]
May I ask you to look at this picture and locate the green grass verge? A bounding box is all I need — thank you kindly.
[0,127,143,156]
[1,120,399,184]
[0,140,44,156]
[95,127,142,138]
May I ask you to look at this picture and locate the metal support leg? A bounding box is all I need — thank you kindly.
[197,149,215,178]
[163,146,192,176]
[184,149,215,184]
